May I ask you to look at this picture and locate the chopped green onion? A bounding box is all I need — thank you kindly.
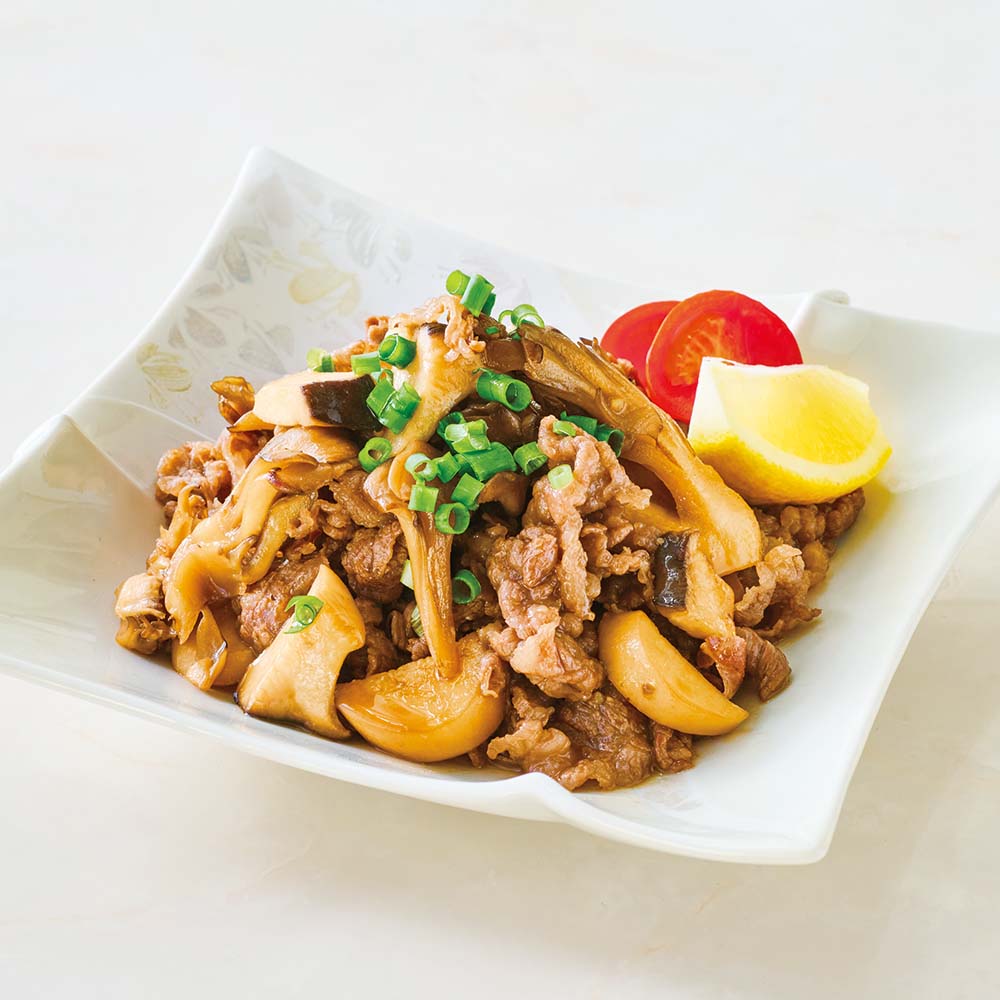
[552,419,578,437]
[453,432,492,455]
[433,452,461,483]
[395,381,421,408]
[350,351,382,376]
[378,333,417,368]
[477,369,533,412]
[437,411,465,439]
[404,452,435,481]
[410,604,424,638]
[379,405,410,434]
[452,569,481,605]
[467,442,516,480]
[548,464,574,491]
[359,436,392,472]
[514,442,548,475]
[284,595,324,633]
[306,348,334,373]
[444,417,487,441]
[461,274,494,317]
[445,418,491,453]
[484,325,500,336]
[510,332,521,341]
[435,502,471,535]
[400,559,414,589]
[512,303,544,328]
[482,291,496,317]
[596,423,625,456]
[366,375,395,418]
[377,382,422,433]
[451,474,484,508]
[408,483,439,513]
[497,309,513,326]
[561,411,599,436]
[446,269,470,296]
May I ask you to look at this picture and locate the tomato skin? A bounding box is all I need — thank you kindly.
[645,291,802,422]
[600,301,679,389]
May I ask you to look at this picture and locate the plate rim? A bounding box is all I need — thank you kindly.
[3,146,1000,865]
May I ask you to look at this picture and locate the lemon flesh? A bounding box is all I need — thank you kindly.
[688,359,891,504]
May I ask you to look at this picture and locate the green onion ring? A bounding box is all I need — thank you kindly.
[452,569,481,605]
[548,464,574,491]
[434,502,471,535]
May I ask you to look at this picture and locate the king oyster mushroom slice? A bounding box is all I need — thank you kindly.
[364,449,461,680]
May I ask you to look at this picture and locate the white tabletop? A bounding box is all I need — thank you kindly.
[2,3,999,997]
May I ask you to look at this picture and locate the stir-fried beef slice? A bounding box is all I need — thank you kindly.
[577,619,599,658]
[329,315,388,371]
[755,603,821,640]
[484,419,663,702]
[387,606,429,660]
[278,500,326,562]
[340,521,406,603]
[755,489,865,552]
[488,682,658,791]
[523,491,592,618]
[821,489,866,542]
[728,492,864,643]
[315,498,355,549]
[533,415,650,518]
[799,539,830,589]
[487,682,579,782]
[554,689,655,789]
[487,525,562,638]
[453,589,502,634]
[699,632,748,698]
[329,468,392,528]
[650,723,695,774]
[343,624,402,678]
[581,521,652,580]
[236,554,324,653]
[114,573,173,653]
[522,416,651,620]
[509,619,604,701]
[738,627,792,700]
[156,441,231,518]
[353,597,384,628]
[483,624,519,661]
[734,543,817,633]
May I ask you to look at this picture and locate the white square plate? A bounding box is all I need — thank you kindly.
[2,148,998,864]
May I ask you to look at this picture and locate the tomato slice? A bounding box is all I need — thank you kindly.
[645,291,802,422]
[600,300,679,389]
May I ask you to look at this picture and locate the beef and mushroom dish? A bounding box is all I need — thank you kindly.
[114,276,875,791]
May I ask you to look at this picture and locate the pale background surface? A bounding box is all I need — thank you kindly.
[1,2,998,997]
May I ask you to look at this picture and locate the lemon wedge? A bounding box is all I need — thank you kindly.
[687,358,891,504]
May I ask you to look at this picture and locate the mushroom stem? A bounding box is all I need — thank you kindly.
[364,458,461,680]
[396,510,461,679]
